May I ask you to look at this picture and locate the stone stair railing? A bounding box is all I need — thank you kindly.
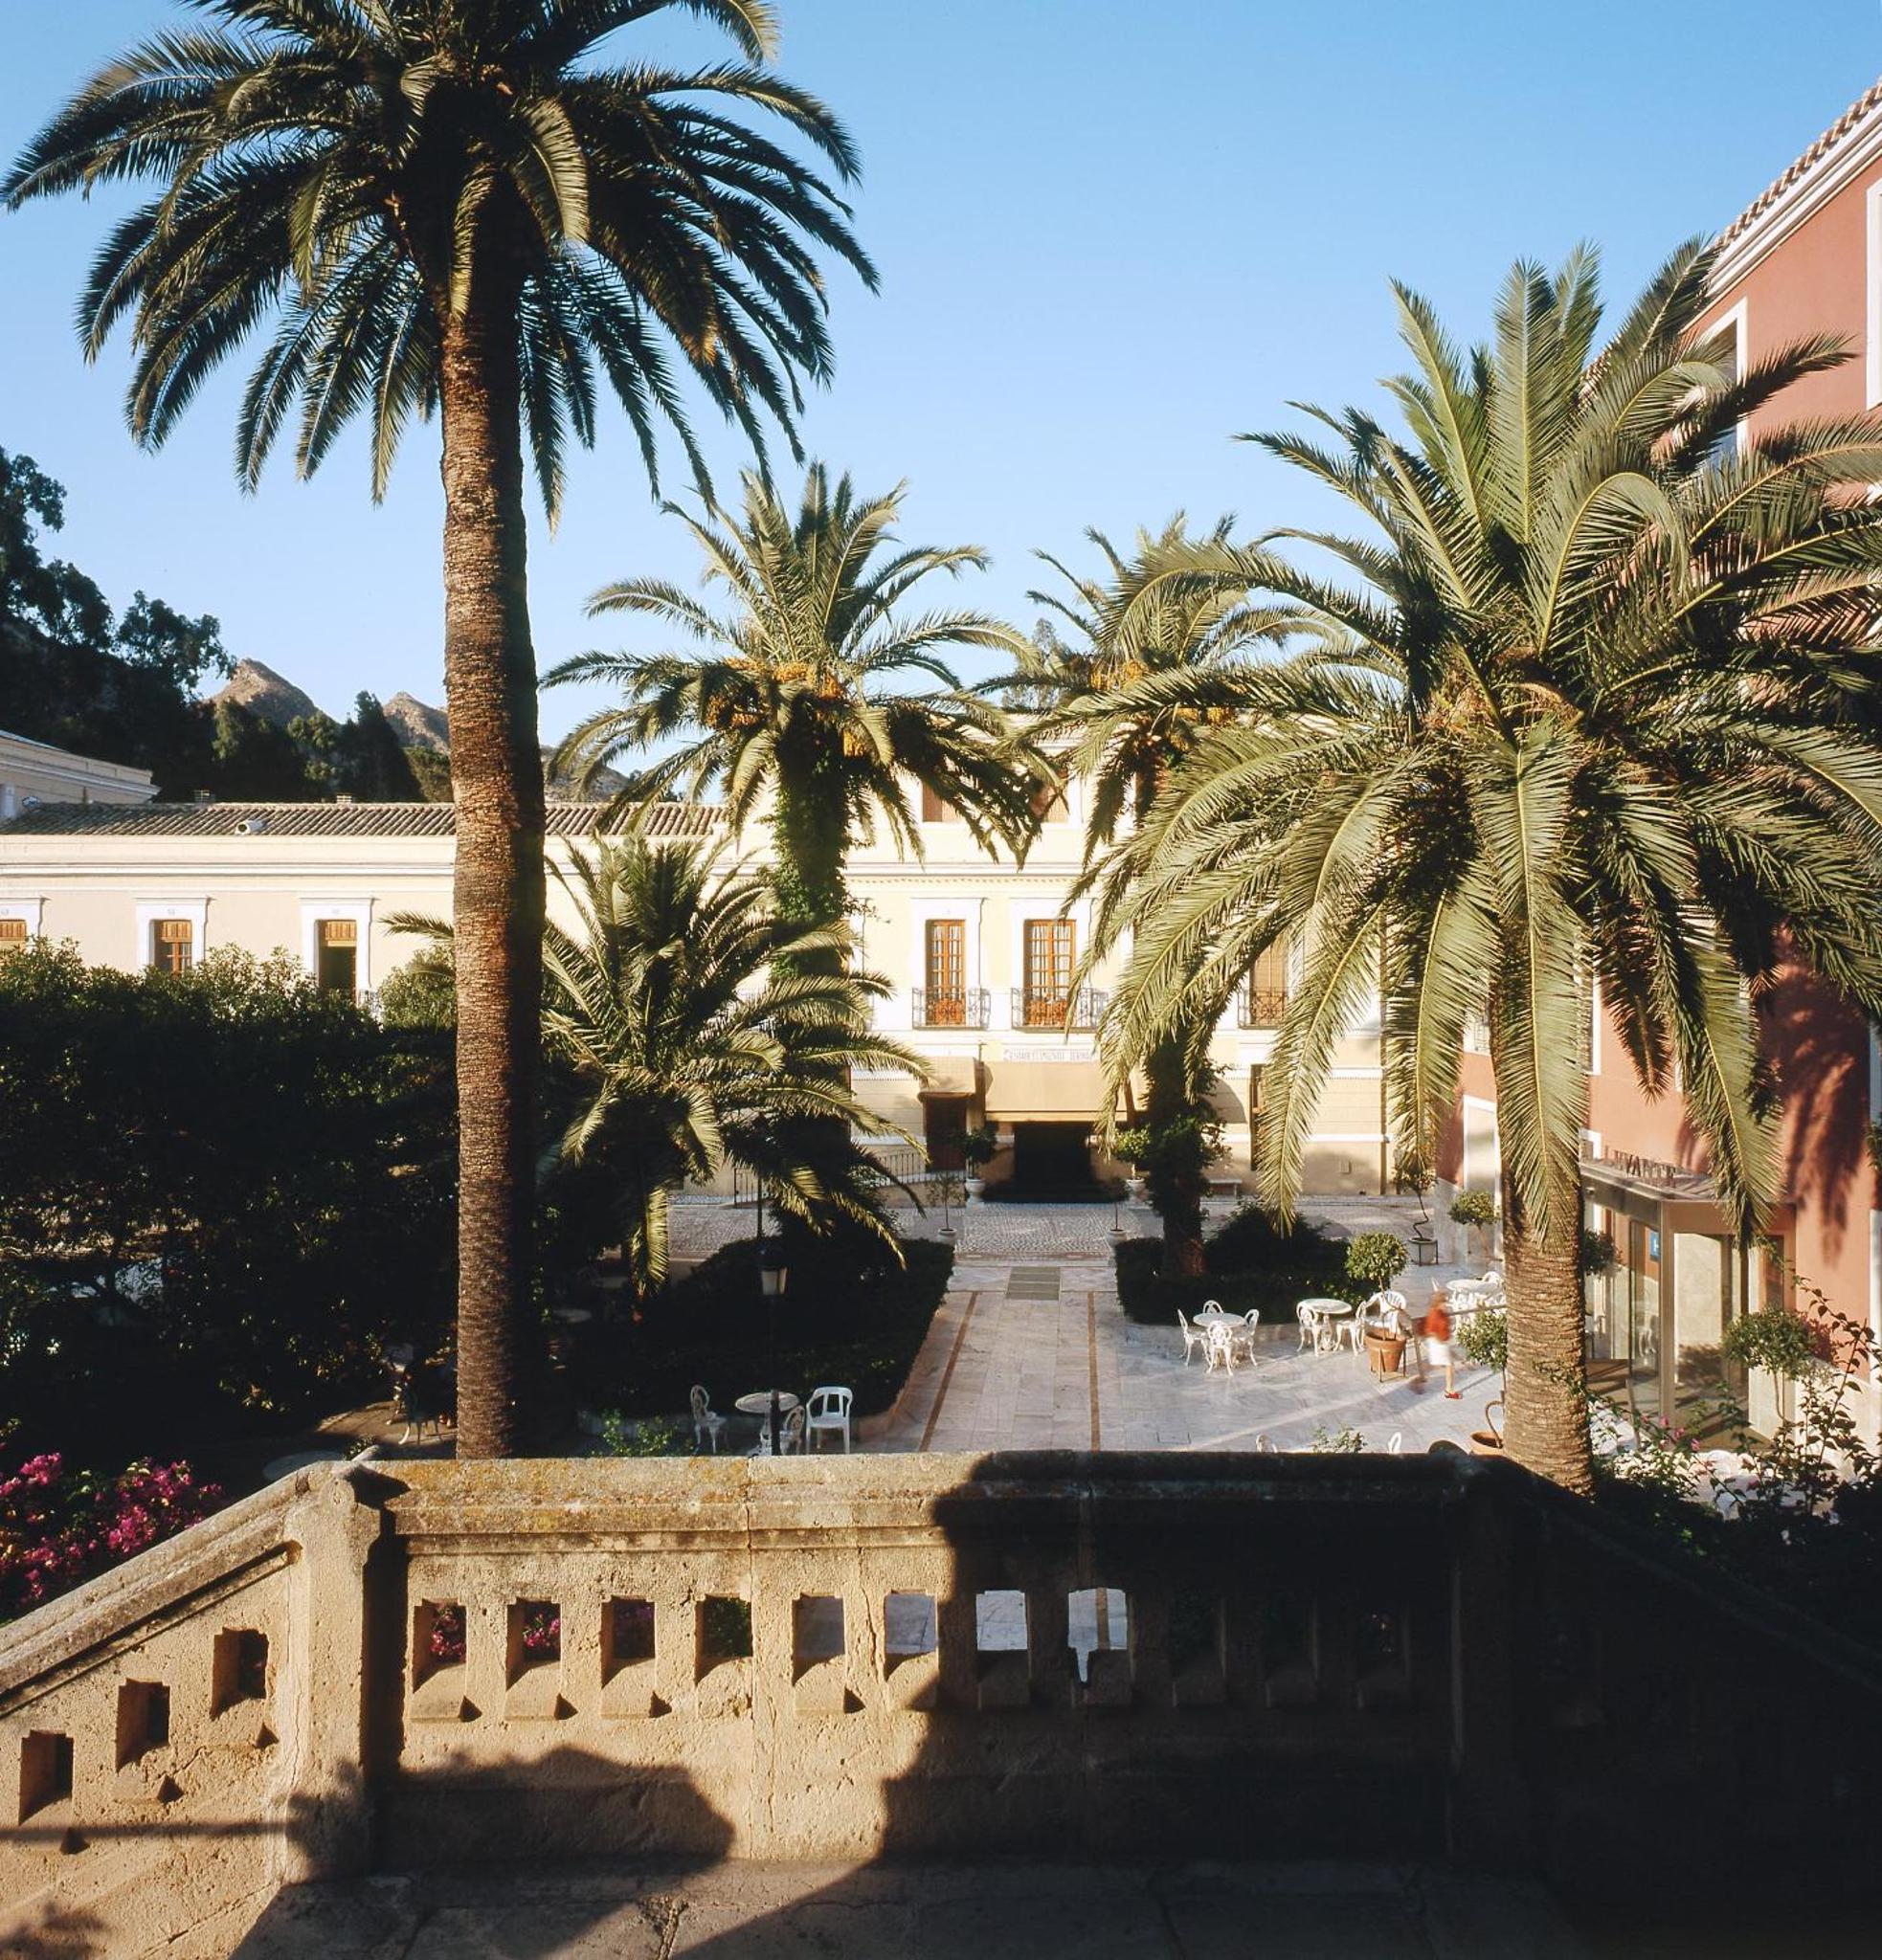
[4,1451,1879,1957]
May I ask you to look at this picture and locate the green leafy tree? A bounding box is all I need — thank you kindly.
[115,591,230,694]
[209,701,323,800]
[337,694,423,802]
[549,467,1040,958]
[0,942,454,1465]
[1099,243,1882,1492]
[1004,520,1301,1275]
[9,0,873,1457]
[0,447,107,649]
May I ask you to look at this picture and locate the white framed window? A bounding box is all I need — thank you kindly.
[299,899,373,999]
[1700,298,1748,468]
[907,895,983,1033]
[135,899,209,975]
[1006,895,1092,1030]
[0,898,43,950]
[1868,179,1882,410]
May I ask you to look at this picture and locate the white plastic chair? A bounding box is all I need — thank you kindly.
[1177,1309,1205,1366]
[805,1385,853,1455]
[690,1384,728,1456]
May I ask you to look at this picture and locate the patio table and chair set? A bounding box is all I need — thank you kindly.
[687,1382,855,1458]
[1176,1268,1508,1381]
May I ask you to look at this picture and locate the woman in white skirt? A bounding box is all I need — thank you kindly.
[1423,1297,1458,1398]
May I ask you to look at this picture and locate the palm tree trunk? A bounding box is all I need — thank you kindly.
[768,760,852,1233]
[771,765,848,956]
[1147,1030,1208,1281]
[1500,1170,1593,1494]
[438,286,544,1460]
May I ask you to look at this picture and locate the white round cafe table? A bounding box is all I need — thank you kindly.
[1298,1297,1353,1321]
[734,1391,801,1418]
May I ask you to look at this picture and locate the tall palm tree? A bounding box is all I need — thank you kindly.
[1006,521,1304,1276]
[549,465,1042,960]
[7,0,872,1457]
[1099,243,1882,1490]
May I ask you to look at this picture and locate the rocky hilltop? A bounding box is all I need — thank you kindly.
[209,659,321,729]
[382,691,450,752]
[206,663,629,802]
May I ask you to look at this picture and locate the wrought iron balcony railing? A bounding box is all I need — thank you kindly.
[1237,988,1289,1030]
[911,987,991,1030]
[1011,985,1108,1032]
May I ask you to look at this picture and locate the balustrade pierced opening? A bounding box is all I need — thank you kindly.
[885,1591,938,1658]
[698,1595,752,1672]
[414,1600,467,1684]
[211,1629,268,1715]
[508,1601,562,1682]
[1066,1587,1131,1684]
[116,1682,168,1768]
[604,1598,656,1676]
[794,1596,845,1670]
[975,1590,1028,1653]
[18,1731,73,1822]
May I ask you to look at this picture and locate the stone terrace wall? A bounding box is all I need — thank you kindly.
[4,1452,1880,1957]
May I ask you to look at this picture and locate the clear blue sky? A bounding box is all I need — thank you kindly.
[5,1,1882,738]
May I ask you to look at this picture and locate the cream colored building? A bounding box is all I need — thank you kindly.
[0,727,155,817]
[0,783,1386,1196]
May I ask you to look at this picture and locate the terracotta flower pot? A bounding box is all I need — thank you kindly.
[1363,1329,1406,1379]
[1469,1397,1506,1456]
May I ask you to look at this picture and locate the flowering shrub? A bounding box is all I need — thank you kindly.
[426,1603,467,1665]
[519,1603,561,1658]
[0,1453,223,1620]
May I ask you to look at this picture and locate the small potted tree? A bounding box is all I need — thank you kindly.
[1114,1124,1151,1204]
[1455,1307,1508,1454]
[1347,1232,1408,1375]
[1449,1189,1498,1263]
[961,1124,999,1200]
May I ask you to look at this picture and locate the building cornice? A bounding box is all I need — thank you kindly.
[1712,76,1882,294]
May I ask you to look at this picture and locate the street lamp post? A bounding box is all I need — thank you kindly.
[756,1185,789,1456]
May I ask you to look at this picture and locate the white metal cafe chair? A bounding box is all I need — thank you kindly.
[1203,1322,1238,1374]
[1177,1308,1205,1366]
[806,1385,854,1455]
[689,1384,728,1456]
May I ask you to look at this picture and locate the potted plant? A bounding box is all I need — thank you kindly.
[1347,1231,1409,1375]
[1113,1124,1151,1203]
[1449,1188,1498,1262]
[960,1124,999,1199]
[1345,1231,1407,1294]
[1578,1227,1617,1281]
[1455,1307,1509,1454]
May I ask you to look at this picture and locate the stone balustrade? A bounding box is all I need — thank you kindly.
[4,1451,1879,1956]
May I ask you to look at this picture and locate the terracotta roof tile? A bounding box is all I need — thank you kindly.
[0,800,722,840]
[1717,75,1882,253]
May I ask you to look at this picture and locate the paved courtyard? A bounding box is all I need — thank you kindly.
[668,1196,1499,1458]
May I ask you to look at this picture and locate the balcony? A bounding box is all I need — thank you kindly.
[1237,987,1289,1030]
[911,987,991,1031]
[3,1452,1872,1953]
[1011,985,1108,1032]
